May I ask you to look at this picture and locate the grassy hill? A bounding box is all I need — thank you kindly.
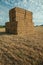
[0,25,5,28]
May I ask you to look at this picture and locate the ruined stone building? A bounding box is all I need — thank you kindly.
[5,7,34,36]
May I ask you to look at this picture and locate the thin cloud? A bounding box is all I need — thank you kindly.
[0,0,43,25]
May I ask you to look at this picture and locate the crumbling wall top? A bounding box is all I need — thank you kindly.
[9,7,32,14]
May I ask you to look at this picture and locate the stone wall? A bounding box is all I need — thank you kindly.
[5,21,17,34]
[5,7,34,36]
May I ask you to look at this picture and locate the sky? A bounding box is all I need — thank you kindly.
[0,0,43,26]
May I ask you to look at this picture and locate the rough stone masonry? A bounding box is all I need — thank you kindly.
[5,7,34,36]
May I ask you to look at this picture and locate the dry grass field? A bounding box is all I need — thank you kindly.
[0,26,43,65]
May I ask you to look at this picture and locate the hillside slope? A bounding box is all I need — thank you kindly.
[0,26,43,65]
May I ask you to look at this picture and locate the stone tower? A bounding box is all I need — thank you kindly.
[5,7,34,36]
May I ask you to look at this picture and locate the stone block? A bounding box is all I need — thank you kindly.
[5,7,34,36]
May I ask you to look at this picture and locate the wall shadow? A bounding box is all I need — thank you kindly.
[5,21,18,35]
[0,32,15,35]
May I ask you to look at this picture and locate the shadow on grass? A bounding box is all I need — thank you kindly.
[0,32,18,35]
[0,32,13,35]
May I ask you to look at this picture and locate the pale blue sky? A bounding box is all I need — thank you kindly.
[0,0,43,25]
